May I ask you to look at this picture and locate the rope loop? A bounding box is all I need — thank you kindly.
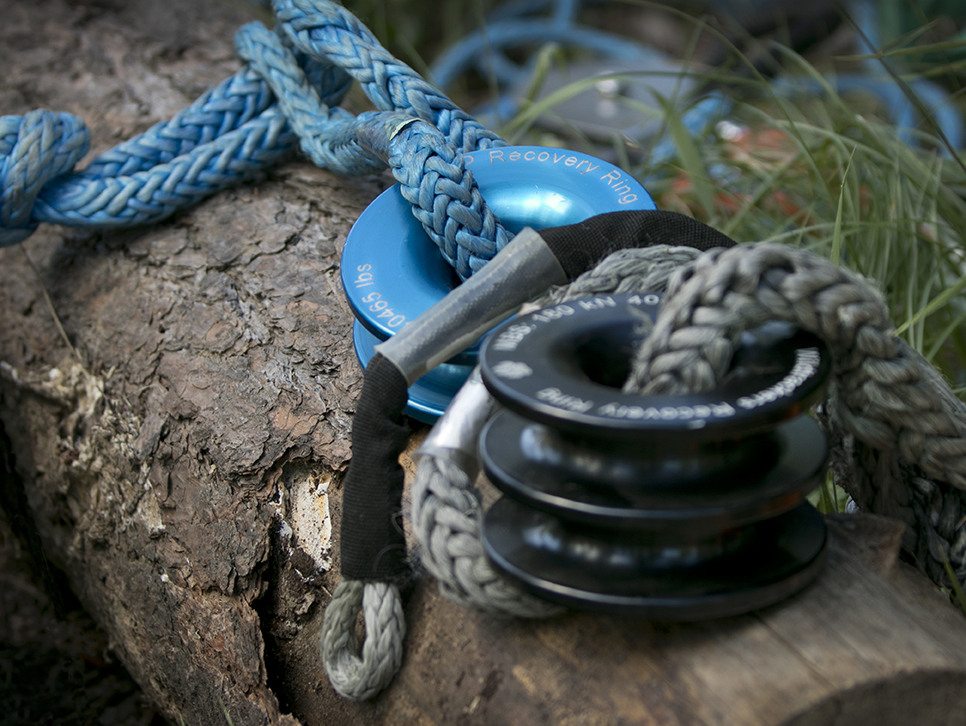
[321,579,406,701]
[272,0,505,152]
[0,47,362,237]
[1,0,507,276]
[0,110,90,246]
[234,21,384,175]
[627,244,966,489]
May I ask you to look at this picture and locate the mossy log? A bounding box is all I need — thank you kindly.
[4,1,966,725]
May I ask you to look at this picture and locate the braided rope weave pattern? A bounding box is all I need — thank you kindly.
[0,59,338,242]
[234,22,383,175]
[624,244,966,585]
[78,65,334,179]
[387,120,510,277]
[34,111,296,231]
[1,0,509,277]
[0,76,299,241]
[408,247,701,617]
[273,0,505,153]
[412,450,563,618]
[320,580,405,701]
[626,244,966,489]
[0,111,91,246]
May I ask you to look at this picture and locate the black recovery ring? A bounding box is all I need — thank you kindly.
[480,293,831,441]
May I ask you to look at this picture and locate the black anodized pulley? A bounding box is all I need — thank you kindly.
[478,293,831,618]
[483,498,828,618]
[480,409,828,533]
[480,293,831,441]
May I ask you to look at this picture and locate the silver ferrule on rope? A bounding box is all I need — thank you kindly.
[354,111,421,163]
[375,226,568,383]
[415,366,499,479]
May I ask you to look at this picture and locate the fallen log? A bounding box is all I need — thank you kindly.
[4,1,966,725]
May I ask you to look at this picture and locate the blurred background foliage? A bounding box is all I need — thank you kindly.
[328,0,966,514]
[335,0,966,405]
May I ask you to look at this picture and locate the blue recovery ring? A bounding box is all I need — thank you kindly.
[341,145,656,422]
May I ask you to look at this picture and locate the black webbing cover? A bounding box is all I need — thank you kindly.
[541,209,737,279]
[340,352,411,580]
[340,210,737,581]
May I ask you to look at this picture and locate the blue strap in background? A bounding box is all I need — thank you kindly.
[3,0,964,263]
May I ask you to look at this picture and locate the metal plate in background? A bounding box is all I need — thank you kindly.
[511,58,698,142]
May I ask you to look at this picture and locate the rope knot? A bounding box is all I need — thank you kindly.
[0,110,90,246]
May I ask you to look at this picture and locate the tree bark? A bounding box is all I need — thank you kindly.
[1,1,384,722]
[6,2,966,726]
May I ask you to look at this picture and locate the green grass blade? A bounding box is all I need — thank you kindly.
[939,545,966,617]
[830,149,855,267]
[895,273,966,336]
[660,95,715,218]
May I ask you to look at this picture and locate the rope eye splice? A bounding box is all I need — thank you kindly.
[328,206,966,702]
[0,0,511,271]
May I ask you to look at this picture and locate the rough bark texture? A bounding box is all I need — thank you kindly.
[7,2,966,726]
[1,0,385,723]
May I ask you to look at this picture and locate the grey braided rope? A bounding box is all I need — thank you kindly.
[411,443,563,618]
[534,245,705,307]
[321,580,405,701]
[322,246,701,699]
[410,246,702,615]
[625,244,966,585]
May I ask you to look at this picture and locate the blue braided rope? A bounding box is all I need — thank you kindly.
[81,69,277,178]
[33,110,296,229]
[0,81,300,242]
[235,22,383,175]
[0,0,509,279]
[1,111,90,246]
[272,0,506,153]
[238,20,511,277]
[386,120,509,276]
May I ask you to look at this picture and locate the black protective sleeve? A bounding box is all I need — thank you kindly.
[339,352,411,581]
[339,210,737,581]
[540,209,737,279]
